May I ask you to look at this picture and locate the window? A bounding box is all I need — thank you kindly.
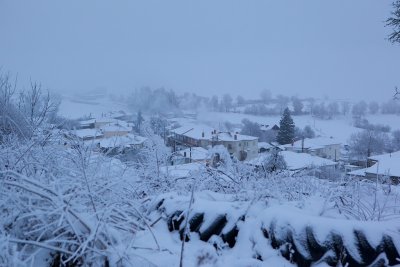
[228,144,232,150]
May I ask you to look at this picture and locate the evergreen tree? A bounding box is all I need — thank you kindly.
[276,107,295,145]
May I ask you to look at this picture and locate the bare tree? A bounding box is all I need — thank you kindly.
[18,81,57,132]
[387,0,400,43]
[348,129,390,161]
[221,94,233,112]
[0,73,30,139]
[394,86,400,100]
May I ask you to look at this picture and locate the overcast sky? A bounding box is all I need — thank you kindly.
[1,0,399,101]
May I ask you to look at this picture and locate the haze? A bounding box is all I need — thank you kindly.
[1,0,399,101]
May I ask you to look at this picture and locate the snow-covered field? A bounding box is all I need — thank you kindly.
[58,95,128,119]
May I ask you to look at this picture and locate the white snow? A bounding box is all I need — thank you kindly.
[249,151,337,170]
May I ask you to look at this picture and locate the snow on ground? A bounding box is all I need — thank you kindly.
[58,94,129,119]
[368,114,400,131]
[196,111,399,144]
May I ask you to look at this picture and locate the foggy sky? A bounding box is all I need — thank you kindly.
[1,0,399,101]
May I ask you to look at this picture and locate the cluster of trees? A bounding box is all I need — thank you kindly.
[128,87,180,114]
[353,118,391,132]
[240,119,277,143]
[241,108,315,145]
[348,126,400,161]
[125,85,400,119]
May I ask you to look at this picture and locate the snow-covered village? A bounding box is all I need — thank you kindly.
[1,1,400,267]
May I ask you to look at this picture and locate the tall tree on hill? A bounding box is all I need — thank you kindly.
[276,107,295,145]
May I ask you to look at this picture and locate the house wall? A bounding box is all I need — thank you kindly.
[174,134,258,161]
[223,139,258,161]
[309,144,341,161]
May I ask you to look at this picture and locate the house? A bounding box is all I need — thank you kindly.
[170,124,259,161]
[367,150,400,167]
[72,129,103,141]
[248,151,338,175]
[79,118,96,129]
[348,151,400,183]
[94,117,118,128]
[96,133,147,153]
[283,137,341,161]
[260,124,280,132]
[173,147,209,165]
[101,124,132,138]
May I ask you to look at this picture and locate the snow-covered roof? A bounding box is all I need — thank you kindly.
[98,134,147,148]
[284,137,341,150]
[95,117,118,124]
[348,168,367,177]
[260,124,279,131]
[350,158,400,178]
[348,151,400,178]
[101,124,132,132]
[176,147,209,161]
[79,118,96,125]
[73,129,103,139]
[249,151,337,170]
[171,124,257,142]
[218,132,257,141]
[368,151,400,162]
[171,124,214,140]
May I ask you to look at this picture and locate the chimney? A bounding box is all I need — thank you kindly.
[202,132,205,138]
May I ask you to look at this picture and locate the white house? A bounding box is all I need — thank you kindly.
[79,118,96,129]
[283,137,341,161]
[170,124,259,161]
[98,134,147,150]
[101,124,132,138]
[72,129,103,141]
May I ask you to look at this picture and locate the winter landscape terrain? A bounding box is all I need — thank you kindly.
[2,1,400,267]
